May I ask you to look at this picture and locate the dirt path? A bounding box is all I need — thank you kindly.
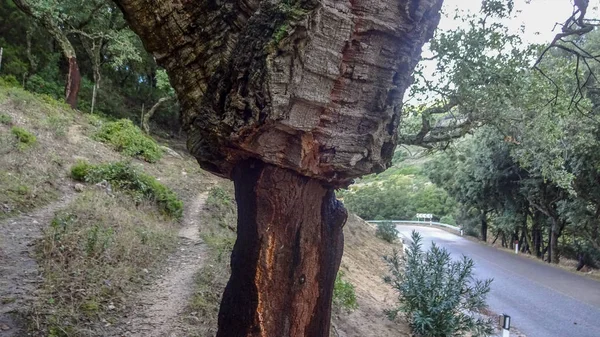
[0,190,75,336]
[108,192,208,337]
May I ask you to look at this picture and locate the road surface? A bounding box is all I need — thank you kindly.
[396,225,600,337]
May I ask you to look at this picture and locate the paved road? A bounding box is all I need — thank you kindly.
[396,225,600,337]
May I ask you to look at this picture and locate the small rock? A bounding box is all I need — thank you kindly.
[74,183,85,192]
[1,324,10,331]
[142,268,149,274]
[108,303,116,310]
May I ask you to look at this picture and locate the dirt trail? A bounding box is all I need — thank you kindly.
[108,192,208,337]
[0,190,75,336]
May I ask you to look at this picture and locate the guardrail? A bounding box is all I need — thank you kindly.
[366,220,461,233]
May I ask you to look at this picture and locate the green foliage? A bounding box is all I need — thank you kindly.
[439,215,456,226]
[384,231,494,337]
[11,126,37,149]
[0,113,12,124]
[94,119,163,162]
[376,221,399,243]
[0,75,20,88]
[333,271,358,312]
[70,161,183,219]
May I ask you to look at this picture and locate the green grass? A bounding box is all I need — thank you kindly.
[94,119,163,162]
[11,126,37,150]
[71,161,184,219]
[0,113,12,125]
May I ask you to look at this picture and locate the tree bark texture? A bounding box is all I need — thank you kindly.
[481,212,488,242]
[114,0,443,186]
[220,159,346,337]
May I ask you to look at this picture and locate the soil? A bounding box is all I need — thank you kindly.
[331,214,411,337]
[0,188,76,336]
[105,192,209,337]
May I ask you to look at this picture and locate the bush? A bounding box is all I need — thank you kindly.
[333,271,358,312]
[0,75,20,88]
[70,161,183,219]
[384,231,494,337]
[0,113,12,125]
[439,215,456,226]
[11,126,37,149]
[376,221,399,243]
[94,119,162,162]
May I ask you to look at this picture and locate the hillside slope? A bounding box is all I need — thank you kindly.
[332,214,409,337]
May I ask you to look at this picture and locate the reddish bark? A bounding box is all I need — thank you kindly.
[65,57,81,109]
[218,159,347,337]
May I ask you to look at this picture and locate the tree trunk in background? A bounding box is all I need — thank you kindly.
[481,212,488,242]
[142,97,170,134]
[113,0,443,334]
[13,0,81,108]
[219,159,346,337]
[532,211,542,258]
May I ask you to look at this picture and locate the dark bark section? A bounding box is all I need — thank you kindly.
[65,57,81,109]
[219,159,347,337]
[480,211,488,242]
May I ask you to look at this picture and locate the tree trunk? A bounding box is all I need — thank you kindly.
[113,0,443,334]
[142,97,170,134]
[13,0,81,108]
[480,212,488,242]
[219,159,346,337]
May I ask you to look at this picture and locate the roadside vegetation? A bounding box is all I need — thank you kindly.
[384,231,494,337]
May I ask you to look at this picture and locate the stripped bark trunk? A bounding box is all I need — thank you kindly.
[219,159,346,337]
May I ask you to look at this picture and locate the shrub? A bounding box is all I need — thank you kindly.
[333,271,358,312]
[70,161,183,219]
[376,221,399,243]
[440,215,456,226]
[0,113,12,125]
[384,231,494,337]
[94,119,162,162]
[11,126,37,149]
[0,75,20,88]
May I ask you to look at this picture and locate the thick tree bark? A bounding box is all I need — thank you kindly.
[220,159,346,337]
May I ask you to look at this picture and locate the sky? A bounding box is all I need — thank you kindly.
[438,0,578,45]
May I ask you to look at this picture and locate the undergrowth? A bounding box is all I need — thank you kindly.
[187,184,237,335]
[333,271,359,312]
[94,119,163,162]
[71,161,183,219]
[11,126,37,150]
[30,190,178,336]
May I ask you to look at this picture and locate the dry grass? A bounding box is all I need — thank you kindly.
[0,87,76,218]
[29,189,178,337]
[185,183,236,336]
